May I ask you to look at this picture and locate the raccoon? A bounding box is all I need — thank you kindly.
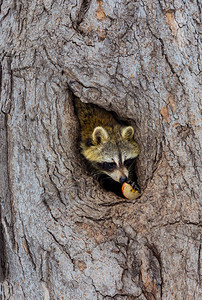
[74,98,140,196]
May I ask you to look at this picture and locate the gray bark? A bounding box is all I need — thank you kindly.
[0,0,201,299]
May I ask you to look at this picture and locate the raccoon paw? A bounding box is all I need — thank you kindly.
[127,180,140,192]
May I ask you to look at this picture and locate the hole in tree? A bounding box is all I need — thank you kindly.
[73,96,141,199]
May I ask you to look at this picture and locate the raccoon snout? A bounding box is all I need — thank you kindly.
[119,175,127,184]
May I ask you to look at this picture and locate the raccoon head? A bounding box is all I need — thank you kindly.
[82,125,139,184]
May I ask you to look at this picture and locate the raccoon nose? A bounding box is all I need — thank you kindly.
[119,175,127,184]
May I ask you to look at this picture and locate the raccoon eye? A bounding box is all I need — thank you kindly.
[101,162,116,171]
[124,158,135,168]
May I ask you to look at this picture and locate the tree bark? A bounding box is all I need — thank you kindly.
[0,0,201,299]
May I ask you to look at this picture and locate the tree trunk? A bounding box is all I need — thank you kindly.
[0,1,201,299]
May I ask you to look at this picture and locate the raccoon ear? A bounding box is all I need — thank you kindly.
[121,126,134,140]
[92,126,109,145]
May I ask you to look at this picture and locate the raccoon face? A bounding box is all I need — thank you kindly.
[82,126,139,183]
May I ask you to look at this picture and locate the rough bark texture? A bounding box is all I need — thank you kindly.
[0,0,201,299]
